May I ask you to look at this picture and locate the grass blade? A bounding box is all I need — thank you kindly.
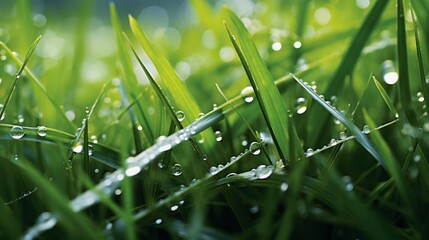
[397,0,417,126]
[129,16,218,161]
[373,76,399,117]
[223,7,293,164]
[0,36,40,119]
[291,73,386,168]
[0,41,75,131]
[410,7,429,117]
[307,0,390,145]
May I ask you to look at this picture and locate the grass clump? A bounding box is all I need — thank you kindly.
[0,0,429,239]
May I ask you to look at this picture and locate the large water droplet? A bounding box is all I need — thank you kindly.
[339,132,347,140]
[249,142,261,155]
[240,86,254,103]
[256,165,273,179]
[125,166,141,177]
[37,126,47,137]
[10,126,25,139]
[176,111,185,122]
[171,164,182,176]
[362,125,370,134]
[382,60,398,85]
[295,97,307,114]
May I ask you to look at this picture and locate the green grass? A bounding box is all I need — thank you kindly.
[1,0,429,239]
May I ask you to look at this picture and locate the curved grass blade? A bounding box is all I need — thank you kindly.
[291,73,387,168]
[125,35,208,162]
[0,41,75,132]
[0,124,120,168]
[223,7,294,164]
[129,16,217,155]
[307,0,390,146]
[0,36,40,119]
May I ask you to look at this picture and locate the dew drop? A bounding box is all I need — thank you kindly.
[362,125,370,134]
[88,145,93,156]
[154,218,163,225]
[240,86,254,103]
[417,92,425,103]
[256,165,273,179]
[202,155,208,161]
[125,166,141,177]
[114,189,122,195]
[10,126,25,139]
[280,182,289,192]
[329,138,337,146]
[176,111,185,122]
[157,160,165,169]
[212,104,218,110]
[170,205,179,211]
[37,126,47,137]
[295,97,307,114]
[171,164,182,176]
[306,148,314,157]
[72,143,83,153]
[215,130,222,142]
[272,41,282,51]
[249,205,259,214]
[209,166,218,175]
[293,41,302,49]
[339,132,347,140]
[249,142,261,155]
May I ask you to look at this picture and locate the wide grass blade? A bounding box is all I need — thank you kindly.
[0,36,40,119]
[223,7,294,164]
[307,0,390,146]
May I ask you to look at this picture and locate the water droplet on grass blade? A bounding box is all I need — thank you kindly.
[240,86,254,103]
[125,166,141,177]
[417,92,425,102]
[171,164,182,176]
[154,218,163,225]
[306,148,314,157]
[37,126,47,137]
[10,126,25,139]
[249,142,261,155]
[362,125,370,134]
[176,111,185,122]
[339,132,347,140]
[295,97,307,114]
[170,205,179,211]
[256,165,273,179]
[215,130,222,141]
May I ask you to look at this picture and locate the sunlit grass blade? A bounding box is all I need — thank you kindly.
[0,36,40,119]
[125,35,207,162]
[373,76,399,117]
[307,0,390,145]
[224,7,292,164]
[362,109,418,227]
[129,16,218,158]
[291,73,386,168]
